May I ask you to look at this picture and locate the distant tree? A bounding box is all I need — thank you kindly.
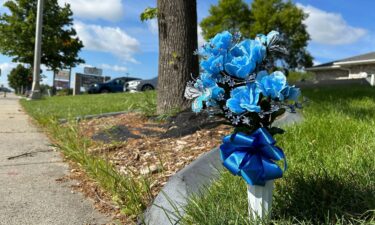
[7,64,32,94]
[200,0,313,69]
[250,0,312,68]
[200,0,251,40]
[0,0,85,72]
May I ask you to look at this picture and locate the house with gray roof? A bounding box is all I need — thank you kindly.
[306,52,375,81]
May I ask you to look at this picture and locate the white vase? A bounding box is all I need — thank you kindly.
[247,180,274,223]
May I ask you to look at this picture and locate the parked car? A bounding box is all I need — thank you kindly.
[125,77,158,92]
[0,87,11,93]
[88,77,140,94]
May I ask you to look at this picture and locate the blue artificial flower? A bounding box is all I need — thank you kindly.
[281,85,300,101]
[201,55,224,75]
[224,55,255,79]
[192,93,208,113]
[226,83,261,114]
[256,70,268,81]
[199,73,216,88]
[211,86,224,99]
[250,39,267,64]
[192,74,224,113]
[255,34,267,45]
[203,31,233,56]
[224,39,266,79]
[257,71,287,100]
[192,86,224,113]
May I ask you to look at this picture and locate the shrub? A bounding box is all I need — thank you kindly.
[56,88,73,96]
[287,71,315,83]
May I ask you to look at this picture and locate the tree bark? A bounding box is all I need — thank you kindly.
[157,0,199,114]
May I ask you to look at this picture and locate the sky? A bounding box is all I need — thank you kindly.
[1,0,375,88]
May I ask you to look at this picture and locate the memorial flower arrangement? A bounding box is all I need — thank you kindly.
[185,30,302,219]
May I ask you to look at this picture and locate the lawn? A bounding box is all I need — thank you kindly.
[21,91,157,123]
[181,85,375,225]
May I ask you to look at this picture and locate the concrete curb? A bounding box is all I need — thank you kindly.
[272,110,303,128]
[142,111,303,225]
[142,147,222,225]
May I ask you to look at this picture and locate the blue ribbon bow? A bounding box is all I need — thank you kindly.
[220,127,286,186]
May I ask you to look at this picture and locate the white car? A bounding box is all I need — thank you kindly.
[125,77,158,92]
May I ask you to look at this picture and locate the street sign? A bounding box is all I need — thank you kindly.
[55,80,70,89]
[84,67,103,76]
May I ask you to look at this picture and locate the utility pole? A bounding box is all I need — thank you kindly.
[29,0,44,99]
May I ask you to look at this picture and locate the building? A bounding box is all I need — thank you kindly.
[306,52,375,80]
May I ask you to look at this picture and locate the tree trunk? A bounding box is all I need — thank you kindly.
[157,0,199,114]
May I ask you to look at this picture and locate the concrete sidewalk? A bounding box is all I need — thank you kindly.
[0,94,109,225]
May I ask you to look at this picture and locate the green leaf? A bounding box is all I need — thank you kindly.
[140,7,158,22]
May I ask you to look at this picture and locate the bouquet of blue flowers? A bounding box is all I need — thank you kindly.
[185,31,301,187]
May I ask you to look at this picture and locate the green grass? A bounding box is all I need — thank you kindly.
[181,85,375,225]
[20,92,158,222]
[21,91,157,123]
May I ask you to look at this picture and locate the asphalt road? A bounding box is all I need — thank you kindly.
[0,94,109,225]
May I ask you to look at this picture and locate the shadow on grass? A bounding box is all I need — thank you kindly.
[273,171,375,223]
[302,85,375,102]
[303,85,375,121]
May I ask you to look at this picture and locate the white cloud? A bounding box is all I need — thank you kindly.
[147,19,158,35]
[78,63,127,73]
[313,60,321,66]
[0,62,17,87]
[58,0,123,21]
[0,62,17,76]
[78,63,93,69]
[298,4,367,45]
[100,64,128,72]
[74,21,140,63]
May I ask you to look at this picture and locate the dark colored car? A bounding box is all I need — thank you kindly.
[88,77,140,94]
[0,87,11,93]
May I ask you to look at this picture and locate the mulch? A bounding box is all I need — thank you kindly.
[61,111,232,224]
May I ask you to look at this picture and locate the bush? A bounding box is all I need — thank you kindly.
[39,84,52,96]
[56,88,73,96]
[287,71,315,83]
